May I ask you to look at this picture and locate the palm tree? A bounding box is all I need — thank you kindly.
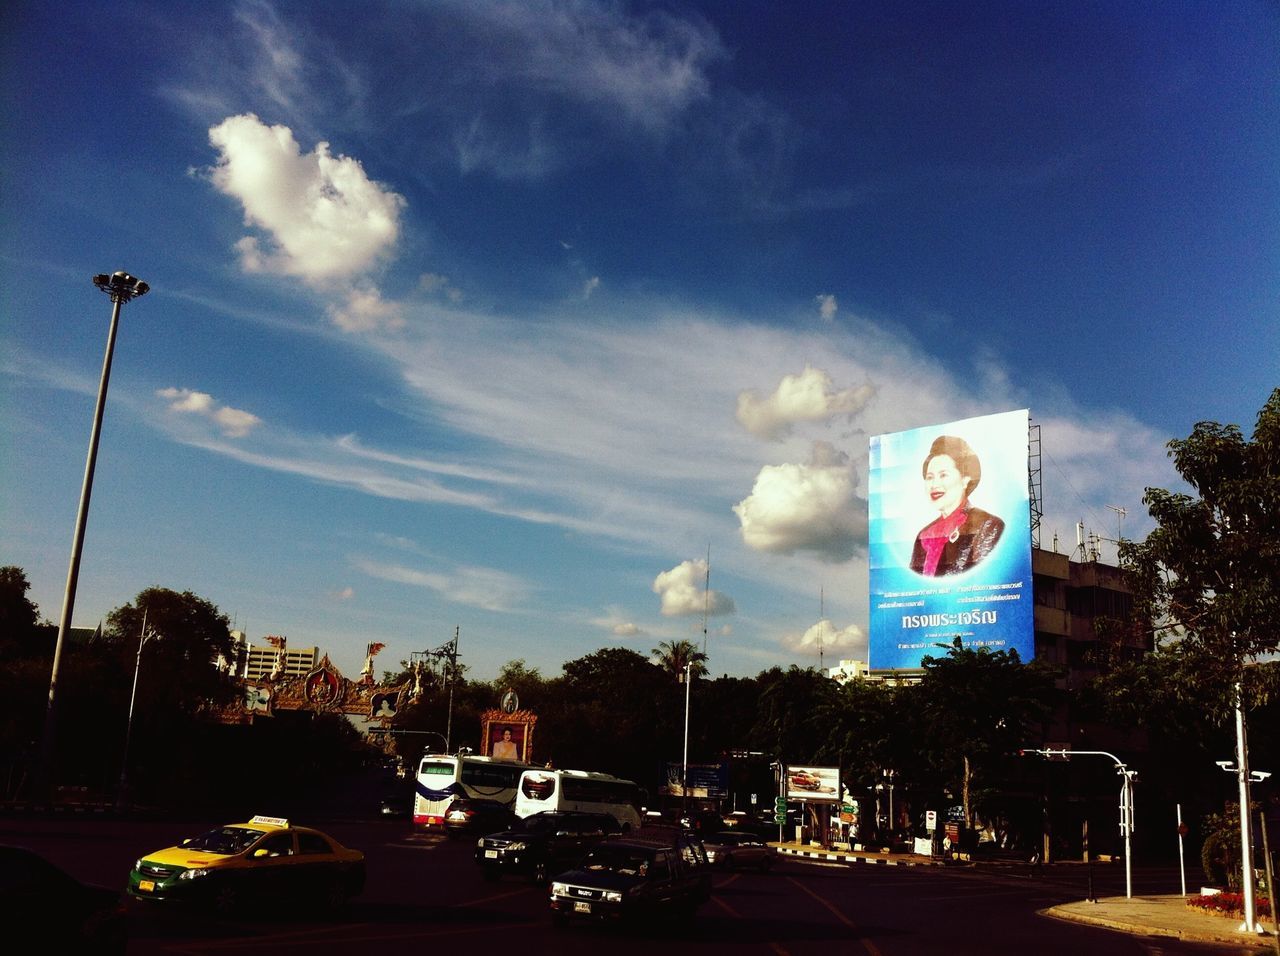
[652,639,708,682]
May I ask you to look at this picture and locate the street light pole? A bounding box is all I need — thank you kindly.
[1023,748,1136,898]
[681,659,692,814]
[36,271,149,800]
[116,610,154,811]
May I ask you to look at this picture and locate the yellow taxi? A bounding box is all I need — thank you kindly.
[127,815,364,914]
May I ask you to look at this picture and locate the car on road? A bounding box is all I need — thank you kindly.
[678,808,724,834]
[701,830,776,870]
[475,810,622,883]
[126,815,365,915]
[548,835,711,927]
[443,797,515,838]
[1,845,127,954]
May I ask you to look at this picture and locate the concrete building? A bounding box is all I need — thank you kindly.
[225,632,317,685]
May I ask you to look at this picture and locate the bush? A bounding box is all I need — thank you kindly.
[1187,892,1271,919]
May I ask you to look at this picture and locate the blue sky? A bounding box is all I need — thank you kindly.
[3,0,1277,682]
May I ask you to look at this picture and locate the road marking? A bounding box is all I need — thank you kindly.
[786,875,884,956]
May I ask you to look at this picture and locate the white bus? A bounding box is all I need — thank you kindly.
[514,768,643,831]
[413,753,536,830]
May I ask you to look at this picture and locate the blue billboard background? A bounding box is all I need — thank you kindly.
[868,409,1033,670]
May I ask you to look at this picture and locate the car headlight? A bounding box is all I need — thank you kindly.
[603,890,623,903]
[134,858,144,871]
[476,838,485,849]
[178,867,212,880]
[550,882,569,897]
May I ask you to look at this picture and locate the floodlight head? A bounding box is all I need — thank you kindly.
[1216,760,1233,770]
[1254,771,1272,782]
[93,270,150,303]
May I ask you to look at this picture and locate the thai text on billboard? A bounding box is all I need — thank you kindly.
[868,409,1033,670]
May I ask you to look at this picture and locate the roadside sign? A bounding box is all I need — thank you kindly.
[774,813,787,825]
[926,810,937,831]
[775,796,787,812]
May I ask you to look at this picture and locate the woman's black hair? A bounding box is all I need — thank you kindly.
[921,435,982,495]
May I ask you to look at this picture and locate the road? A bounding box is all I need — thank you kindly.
[3,816,1260,955]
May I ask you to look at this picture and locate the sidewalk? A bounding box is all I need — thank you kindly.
[1044,895,1276,950]
[771,840,1277,948]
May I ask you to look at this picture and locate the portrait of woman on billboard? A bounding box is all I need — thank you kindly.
[909,435,1004,576]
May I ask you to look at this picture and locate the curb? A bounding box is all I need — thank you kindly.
[1042,900,1275,950]
[776,846,945,867]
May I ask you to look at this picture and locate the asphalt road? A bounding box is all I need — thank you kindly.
[2,816,1260,955]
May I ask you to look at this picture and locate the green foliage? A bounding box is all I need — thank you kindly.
[651,639,709,680]
[1120,388,1280,694]
[0,566,42,660]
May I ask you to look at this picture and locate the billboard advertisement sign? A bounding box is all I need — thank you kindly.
[785,766,840,802]
[868,409,1033,670]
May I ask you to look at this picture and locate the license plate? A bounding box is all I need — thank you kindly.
[574,901,592,913]
[484,850,498,859]
[139,879,155,892]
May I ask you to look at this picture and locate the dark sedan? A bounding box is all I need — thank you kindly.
[702,830,776,870]
[443,798,515,838]
[548,836,711,927]
[0,845,127,954]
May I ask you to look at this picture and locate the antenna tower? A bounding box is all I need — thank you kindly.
[1028,421,1043,549]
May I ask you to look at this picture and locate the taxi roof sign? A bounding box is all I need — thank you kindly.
[249,815,289,828]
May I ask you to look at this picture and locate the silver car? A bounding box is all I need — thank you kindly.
[701,831,776,871]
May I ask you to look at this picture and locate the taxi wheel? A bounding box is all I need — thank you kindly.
[212,884,239,917]
[324,879,349,911]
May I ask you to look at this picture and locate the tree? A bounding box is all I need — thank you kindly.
[1120,388,1280,704]
[651,639,708,681]
[918,639,1057,830]
[0,566,42,659]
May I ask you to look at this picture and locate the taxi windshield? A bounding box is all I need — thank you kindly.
[184,826,266,854]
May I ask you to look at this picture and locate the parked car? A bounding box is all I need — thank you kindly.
[0,845,127,954]
[548,835,712,927]
[443,798,514,838]
[127,815,365,915]
[701,830,776,870]
[475,810,622,883]
[678,809,724,834]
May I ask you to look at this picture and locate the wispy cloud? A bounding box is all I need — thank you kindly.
[353,556,532,612]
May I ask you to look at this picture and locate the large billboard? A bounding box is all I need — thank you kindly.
[868,409,1033,670]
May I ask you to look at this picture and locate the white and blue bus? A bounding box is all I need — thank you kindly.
[514,768,643,831]
[413,753,536,830]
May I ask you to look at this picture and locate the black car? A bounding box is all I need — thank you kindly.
[443,798,515,838]
[475,810,622,883]
[548,835,711,927]
[678,809,724,834]
[0,845,127,954]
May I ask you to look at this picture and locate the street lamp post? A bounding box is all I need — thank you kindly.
[1215,742,1270,936]
[1023,748,1136,899]
[36,271,149,800]
[116,610,155,811]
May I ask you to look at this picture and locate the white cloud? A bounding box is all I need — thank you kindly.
[653,559,736,617]
[782,618,866,657]
[157,387,262,438]
[613,622,640,637]
[736,365,874,441]
[207,113,405,285]
[734,441,866,562]
[815,294,838,322]
[582,276,601,300]
[327,287,404,333]
[331,586,356,601]
[354,557,531,612]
